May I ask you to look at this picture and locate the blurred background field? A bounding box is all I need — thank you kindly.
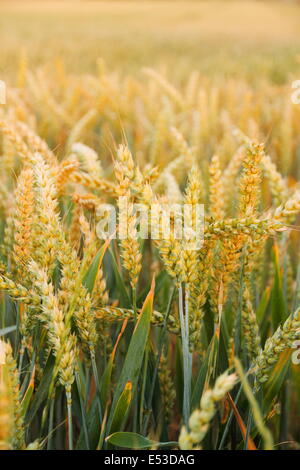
[1,0,300,83]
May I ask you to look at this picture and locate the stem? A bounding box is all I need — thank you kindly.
[234,255,245,359]
[75,372,90,449]
[47,396,55,450]
[139,346,149,431]
[218,383,243,449]
[91,351,102,422]
[244,410,253,450]
[235,358,273,450]
[18,344,25,378]
[185,287,193,391]
[66,389,73,450]
[279,382,289,449]
[132,286,137,318]
[179,283,191,428]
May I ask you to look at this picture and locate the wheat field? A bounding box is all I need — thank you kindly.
[1,0,300,451]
